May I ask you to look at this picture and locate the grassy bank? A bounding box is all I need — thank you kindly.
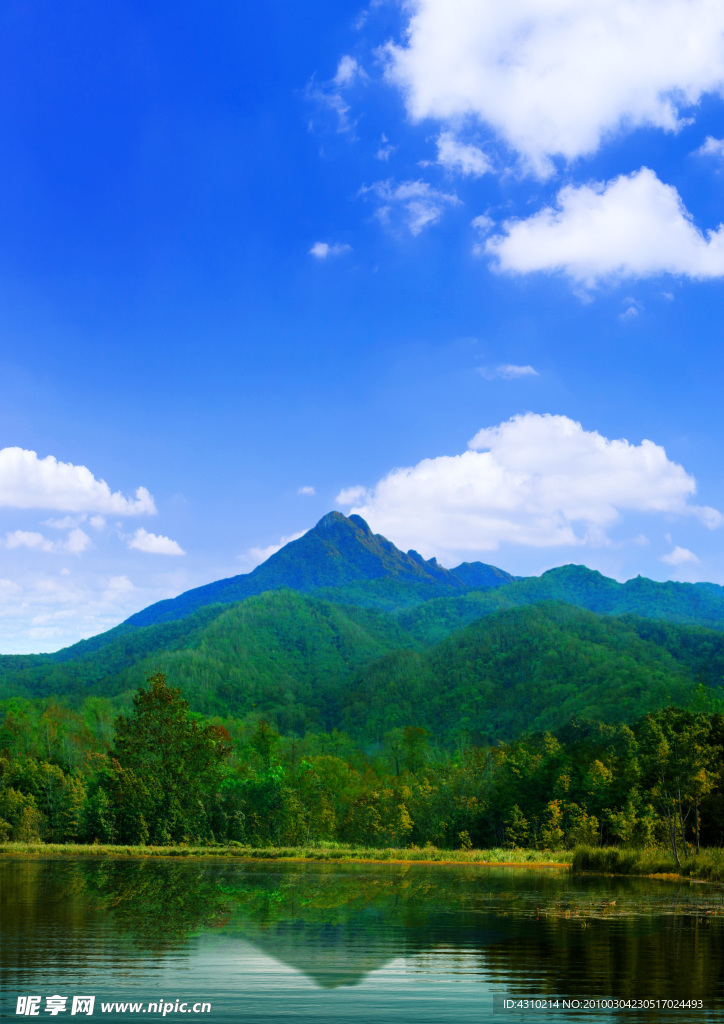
[572,846,724,882]
[0,841,572,865]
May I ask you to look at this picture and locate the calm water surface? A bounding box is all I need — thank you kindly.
[2,857,724,1023]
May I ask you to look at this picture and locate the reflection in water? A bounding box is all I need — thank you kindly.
[1,858,724,1021]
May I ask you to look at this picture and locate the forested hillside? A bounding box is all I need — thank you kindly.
[3,592,724,745]
[2,674,723,858]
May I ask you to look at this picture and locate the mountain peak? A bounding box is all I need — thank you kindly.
[315,510,352,530]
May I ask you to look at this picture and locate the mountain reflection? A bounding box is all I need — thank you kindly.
[2,858,724,998]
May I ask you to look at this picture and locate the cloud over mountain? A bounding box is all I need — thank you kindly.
[339,413,720,559]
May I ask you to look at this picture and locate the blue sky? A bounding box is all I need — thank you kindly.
[4,0,724,651]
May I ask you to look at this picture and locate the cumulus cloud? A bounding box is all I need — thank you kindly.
[128,528,185,556]
[360,179,460,234]
[297,485,316,496]
[486,168,724,286]
[478,364,538,380]
[662,545,699,565]
[309,241,352,259]
[384,0,724,174]
[338,413,720,560]
[0,448,156,515]
[435,132,491,177]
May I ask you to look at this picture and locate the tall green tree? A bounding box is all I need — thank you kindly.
[112,673,230,843]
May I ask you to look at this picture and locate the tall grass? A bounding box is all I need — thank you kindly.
[572,846,724,882]
[0,841,573,865]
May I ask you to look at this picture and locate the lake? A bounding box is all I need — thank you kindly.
[2,857,723,1022]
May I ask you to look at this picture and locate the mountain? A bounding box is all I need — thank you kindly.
[121,514,724,632]
[4,510,724,744]
[123,511,518,627]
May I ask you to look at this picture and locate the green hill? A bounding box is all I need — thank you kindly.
[341,603,701,743]
[0,590,417,716]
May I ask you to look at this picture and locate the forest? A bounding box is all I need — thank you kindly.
[2,671,723,867]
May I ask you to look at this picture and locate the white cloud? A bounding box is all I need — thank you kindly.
[128,528,185,556]
[0,447,156,515]
[360,178,460,234]
[486,168,724,286]
[471,213,495,256]
[5,528,91,554]
[0,557,191,654]
[472,214,494,233]
[65,528,92,554]
[297,485,316,496]
[104,574,134,595]
[478,364,538,380]
[245,530,306,569]
[334,55,363,87]
[383,0,724,174]
[696,136,724,158]
[0,578,22,599]
[307,55,366,135]
[662,545,699,565]
[6,530,56,553]
[620,298,643,320]
[336,485,369,505]
[310,241,352,259]
[344,413,720,560]
[377,133,395,160]
[45,515,83,529]
[435,132,491,177]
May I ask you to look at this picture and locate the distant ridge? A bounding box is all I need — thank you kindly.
[488,563,724,627]
[124,511,519,627]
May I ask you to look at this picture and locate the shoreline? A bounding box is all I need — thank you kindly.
[2,843,722,883]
